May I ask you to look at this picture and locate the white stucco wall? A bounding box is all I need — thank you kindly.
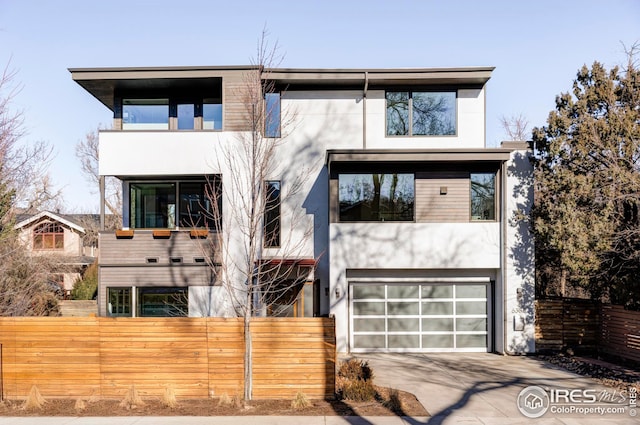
[503,147,535,354]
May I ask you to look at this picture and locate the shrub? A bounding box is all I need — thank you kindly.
[72,261,97,300]
[337,358,376,402]
[22,385,46,410]
[119,385,145,409]
[291,391,311,409]
[161,387,178,409]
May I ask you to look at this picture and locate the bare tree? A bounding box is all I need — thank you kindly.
[0,62,62,316]
[203,30,313,401]
[500,113,530,141]
[0,62,60,214]
[75,127,122,224]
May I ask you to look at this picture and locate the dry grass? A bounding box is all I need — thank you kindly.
[291,391,311,410]
[217,393,232,407]
[119,385,146,409]
[22,385,47,410]
[74,398,87,411]
[161,387,179,409]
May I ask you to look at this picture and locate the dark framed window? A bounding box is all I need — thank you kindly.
[130,178,221,229]
[264,181,281,247]
[386,91,456,136]
[130,183,176,229]
[177,103,195,129]
[33,222,64,250]
[122,99,169,130]
[203,97,222,130]
[137,287,188,317]
[179,180,219,228]
[264,92,281,138]
[108,287,132,317]
[339,174,415,222]
[470,173,496,221]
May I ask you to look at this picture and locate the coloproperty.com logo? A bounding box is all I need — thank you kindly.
[517,385,634,418]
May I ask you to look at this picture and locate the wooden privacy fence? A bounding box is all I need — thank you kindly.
[535,299,600,352]
[600,304,640,363]
[0,317,335,400]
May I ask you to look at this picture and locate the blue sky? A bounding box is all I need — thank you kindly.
[1,0,639,212]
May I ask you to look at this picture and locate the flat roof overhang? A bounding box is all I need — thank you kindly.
[265,67,494,88]
[325,149,512,169]
[70,65,494,110]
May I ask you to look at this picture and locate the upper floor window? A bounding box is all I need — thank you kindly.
[339,173,415,222]
[386,91,456,136]
[33,222,64,250]
[130,178,221,229]
[470,173,496,221]
[264,92,281,138]
[177,103,195,129]
[203,98,222,130]
[264,181,281,247]
[123,99,169,130]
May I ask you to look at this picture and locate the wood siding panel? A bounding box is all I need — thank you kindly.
[0,317,336,400]
[416,172,469,223]
[99,231,217,265]
[223,72,254,132]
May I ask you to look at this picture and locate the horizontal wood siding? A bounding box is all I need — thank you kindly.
[600,304,640,363]
[99,230,217,265]
[100,265,214,287]
[223,71,254,131]
[0,317,335,401]
[415,172,469,223]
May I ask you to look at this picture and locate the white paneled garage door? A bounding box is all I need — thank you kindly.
[350,282,490,352]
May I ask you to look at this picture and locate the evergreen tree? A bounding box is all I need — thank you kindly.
[532,50,640,307]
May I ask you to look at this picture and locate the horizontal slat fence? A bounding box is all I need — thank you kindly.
[535,299,600,352]
[600,304,640,363]
[0,317,335,400]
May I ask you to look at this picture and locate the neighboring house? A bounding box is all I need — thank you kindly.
[15,211,98,296]
[70,65,534,354]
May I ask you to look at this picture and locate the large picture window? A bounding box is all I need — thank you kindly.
[130,179,220,229]
[386,91,456,136]
[33,222,64,250]
[138,287,188,317]
[339,174,415,222]
[470,173,496,221]
[122,99,169,130]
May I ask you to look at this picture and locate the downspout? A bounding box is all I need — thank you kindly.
[501,158,510,354]
[363,72,369,149]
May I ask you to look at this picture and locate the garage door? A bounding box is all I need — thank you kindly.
[350,283,490,352]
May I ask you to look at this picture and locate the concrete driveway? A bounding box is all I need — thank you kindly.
[358,353,639,424]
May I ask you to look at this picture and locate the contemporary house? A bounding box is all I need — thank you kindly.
[15,211,98,297]
[70,65,534,354]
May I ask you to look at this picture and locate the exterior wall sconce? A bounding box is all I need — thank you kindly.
[335,287,341,298]
[440,186,448,195]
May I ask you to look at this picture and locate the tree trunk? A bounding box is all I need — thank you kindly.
[244,293,252,401]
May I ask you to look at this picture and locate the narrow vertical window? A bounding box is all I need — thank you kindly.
[470,173,496,221]
[265,92,281,138]
[264,181,281,247]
